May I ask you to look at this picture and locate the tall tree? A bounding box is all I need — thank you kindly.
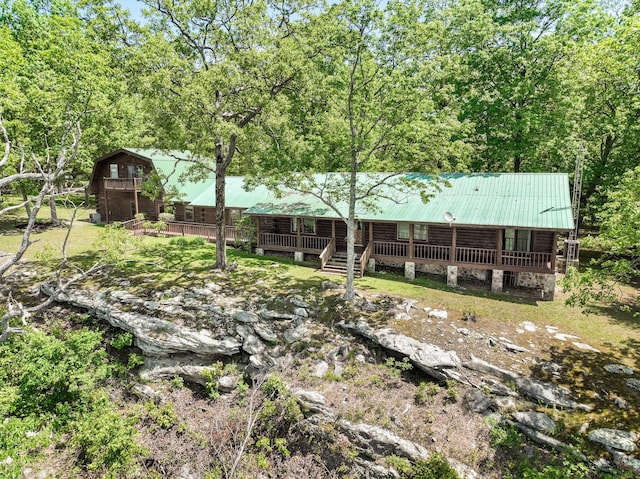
[573,10,640,220]
[0,0,140,339]
[254,0,471,301]
[137,0,309,269]
[446,0,606,173]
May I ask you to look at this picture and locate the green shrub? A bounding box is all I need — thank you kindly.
[413,453,459,479]
[0,329,112,419]
[384,357,413,377]
[70,394,146,475]
[169,236,206,247]
[145,401,179,429]
[415,381,440,405]
[260,373,288,398]
[110,332,133,350]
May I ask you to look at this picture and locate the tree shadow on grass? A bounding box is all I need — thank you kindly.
[363,270,542,306]
[109,242,330,299]
[531,339,640,435]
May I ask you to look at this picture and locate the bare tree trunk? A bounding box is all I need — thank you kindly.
[49,191,58,224]
[215,154,227,270]
[344,170,357,302]
[20,186,32,218]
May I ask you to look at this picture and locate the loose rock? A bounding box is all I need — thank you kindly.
[588,428,637,452]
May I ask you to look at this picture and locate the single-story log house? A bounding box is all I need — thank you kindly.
[89,148,575,299]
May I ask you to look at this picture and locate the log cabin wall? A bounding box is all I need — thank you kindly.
[317,219,332,238]
[532,231,554,253]
[372,222,452,245]
[456,227,498,249]
[425,225,452,245]
[372,222,396,241]
[334,221,348,251]
[174,203,185,221]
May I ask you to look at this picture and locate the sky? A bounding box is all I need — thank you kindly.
[117,0,145,22]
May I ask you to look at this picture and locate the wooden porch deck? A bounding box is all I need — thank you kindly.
[120,223,553,273]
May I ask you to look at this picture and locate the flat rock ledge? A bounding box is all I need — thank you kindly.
[588,429,638,453]
[41,285,242,357]
[338,319,461,381]
[465,356,591,411]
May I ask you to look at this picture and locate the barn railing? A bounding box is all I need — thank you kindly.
[103,178,143,191]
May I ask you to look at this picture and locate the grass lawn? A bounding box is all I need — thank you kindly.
[3,219,639,353]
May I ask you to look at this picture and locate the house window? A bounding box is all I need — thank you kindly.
[127,165,145,178]
[397,223,428,241]
[185,206,194,222]
[504,229,531,251]
[227,208,242,225]
[292,217,316,235]
[109,164,118,178]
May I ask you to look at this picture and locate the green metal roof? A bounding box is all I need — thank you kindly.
[122,149,574,231]
[245,173,574,231]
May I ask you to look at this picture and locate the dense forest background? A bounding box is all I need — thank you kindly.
[2,0,639,214]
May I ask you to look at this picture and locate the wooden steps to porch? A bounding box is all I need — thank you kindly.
[322,251,362,276]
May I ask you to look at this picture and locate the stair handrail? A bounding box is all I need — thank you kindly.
[319,237,336,270]
[359,241,373,277]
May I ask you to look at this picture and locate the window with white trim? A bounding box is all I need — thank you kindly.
[292,217,316,235]
[185,206,194,222]
[504,228,531,251]
[109,163,118,178]
[397,223,428,241]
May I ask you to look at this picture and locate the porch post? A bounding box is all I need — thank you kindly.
[104,190,110,223]
[496,229,502,266]
[296,217,301,249]
[408,224,414,259]
[551,233,557,271]
[451,226,457,263]
[255,216,261,247]
[369,221,373,242]
[133,178,139,216]
[332,220,336,239]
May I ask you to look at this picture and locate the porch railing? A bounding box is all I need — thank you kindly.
[502,251,552,270]
[414,244,451,262]
[121,220,251,244]
[259,233,331,253]
[455,247,497,265]
[302,235,332,252]
[359,241,373,277]
[373,241,408,258]
[259,233,297,249]
[319,238,336,270]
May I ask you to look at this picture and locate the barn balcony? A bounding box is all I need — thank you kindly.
[103,177,144,191]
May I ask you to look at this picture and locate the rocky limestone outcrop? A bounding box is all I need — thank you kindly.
[41,285,242,357]
[338,319,461,381]
[464,356,591,411]
[292,389,481,479]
